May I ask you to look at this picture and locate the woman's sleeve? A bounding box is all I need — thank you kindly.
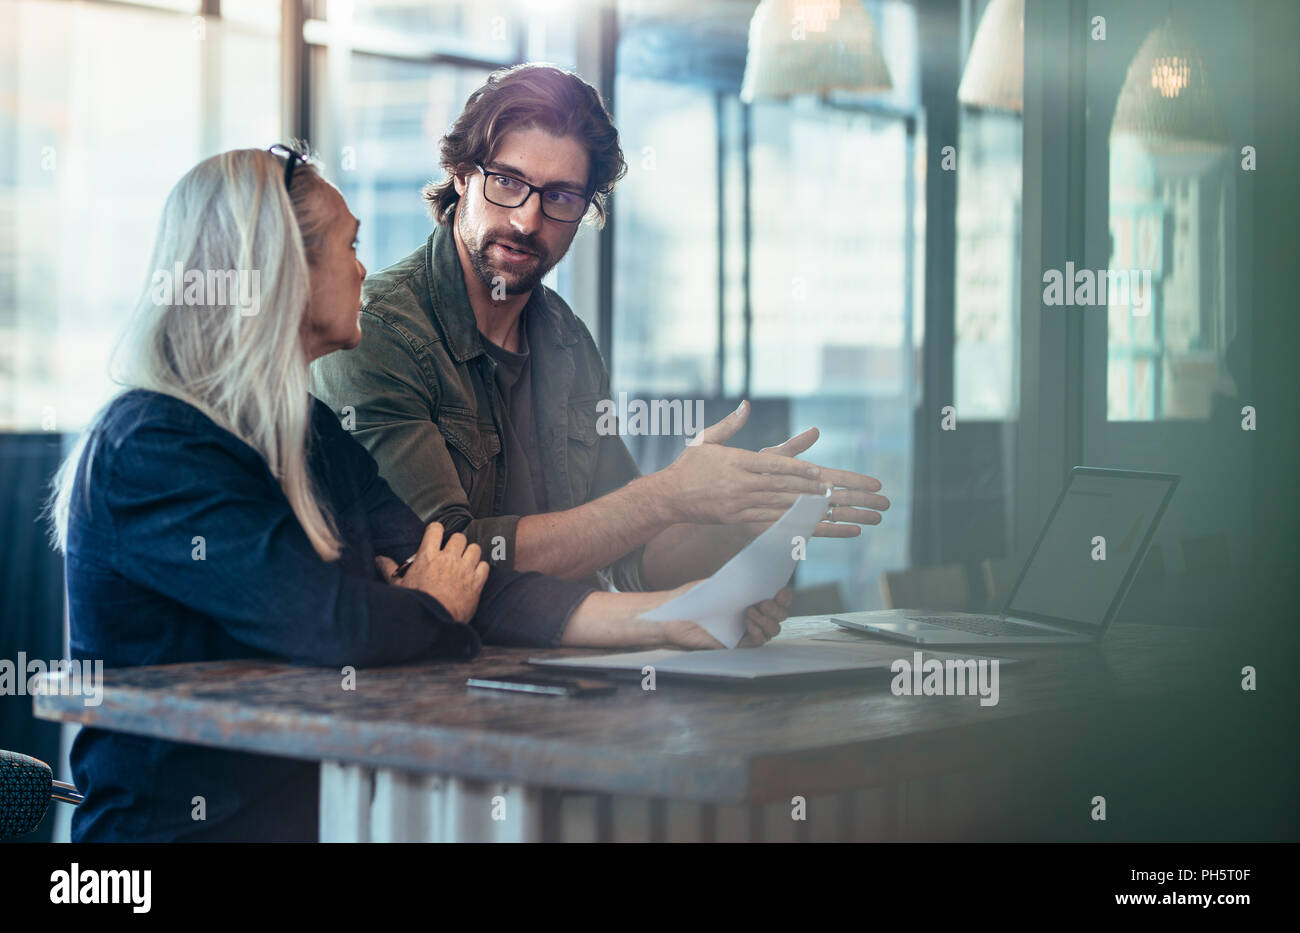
[344,420,597,648]
[101,417,479,668]
[471,567,596,648]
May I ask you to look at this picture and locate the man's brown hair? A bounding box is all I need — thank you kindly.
[422,63,626,228]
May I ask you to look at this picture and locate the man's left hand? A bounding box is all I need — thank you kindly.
[742,427,890,538]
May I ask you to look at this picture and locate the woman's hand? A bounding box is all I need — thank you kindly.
[738,587,792,646]
[657,586,793,649]
[375,521,489,623]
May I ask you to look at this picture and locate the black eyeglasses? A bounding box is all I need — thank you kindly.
[475,163,590,223]
[269,143,307,192]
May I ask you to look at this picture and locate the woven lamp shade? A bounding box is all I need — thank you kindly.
[957,0,1023,112]
[1111,17,1227,153]
[740,0,893,103]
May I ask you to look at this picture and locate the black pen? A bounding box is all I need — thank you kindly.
[392,554,417,579]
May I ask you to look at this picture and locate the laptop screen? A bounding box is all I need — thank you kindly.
[1005,469,1178,630]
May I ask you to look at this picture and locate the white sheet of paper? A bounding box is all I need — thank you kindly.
[638,490,831,648]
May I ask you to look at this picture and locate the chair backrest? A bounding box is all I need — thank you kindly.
[1132,542,1166,590]
[979,557,1017,611]
[880,564,971,611]
[0,749,52,838]
[788,581,844,616]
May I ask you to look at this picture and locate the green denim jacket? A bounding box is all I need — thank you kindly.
[311,219,647,592]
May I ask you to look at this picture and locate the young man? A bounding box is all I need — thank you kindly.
[312,64,889,591]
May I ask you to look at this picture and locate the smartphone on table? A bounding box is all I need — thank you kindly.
[466,674,616,698]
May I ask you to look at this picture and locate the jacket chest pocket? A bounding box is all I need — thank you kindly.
[565,401,601,503]
[438,411,501,500]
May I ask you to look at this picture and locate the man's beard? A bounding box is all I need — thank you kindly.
[461,214,556,297]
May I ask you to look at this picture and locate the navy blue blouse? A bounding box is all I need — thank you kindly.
[65,389,593,841]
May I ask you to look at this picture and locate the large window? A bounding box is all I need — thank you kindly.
[1106,135,1237,421]
[749,102,918,604]
[305,1,584,302]
[0,0,279,431]
[954,108,1021,419]
[0,0,592,433]
[611,77,720,395]
[611,0,923,610]
[1078,0,1256,611]
[310,52,494,275]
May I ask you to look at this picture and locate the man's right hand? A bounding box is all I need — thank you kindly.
[375,521,490,623]
[653,400,828,526]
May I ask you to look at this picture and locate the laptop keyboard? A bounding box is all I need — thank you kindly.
[907,615,1058,637]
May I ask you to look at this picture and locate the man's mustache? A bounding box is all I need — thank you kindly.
[485,233,542,257]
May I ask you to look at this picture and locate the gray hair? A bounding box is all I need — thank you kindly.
[49,147,342,560]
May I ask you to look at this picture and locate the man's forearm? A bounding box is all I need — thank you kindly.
[512,472,676,580]
[639,523,756,590]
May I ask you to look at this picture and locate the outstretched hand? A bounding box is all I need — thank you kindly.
[656,401,828,527]
[745,424,890,538]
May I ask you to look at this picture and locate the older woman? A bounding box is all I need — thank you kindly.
[48,145,789,842]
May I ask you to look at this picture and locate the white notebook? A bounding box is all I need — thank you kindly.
[529,638,1014,683]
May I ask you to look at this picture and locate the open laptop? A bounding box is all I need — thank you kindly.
[833,467,1179,646]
